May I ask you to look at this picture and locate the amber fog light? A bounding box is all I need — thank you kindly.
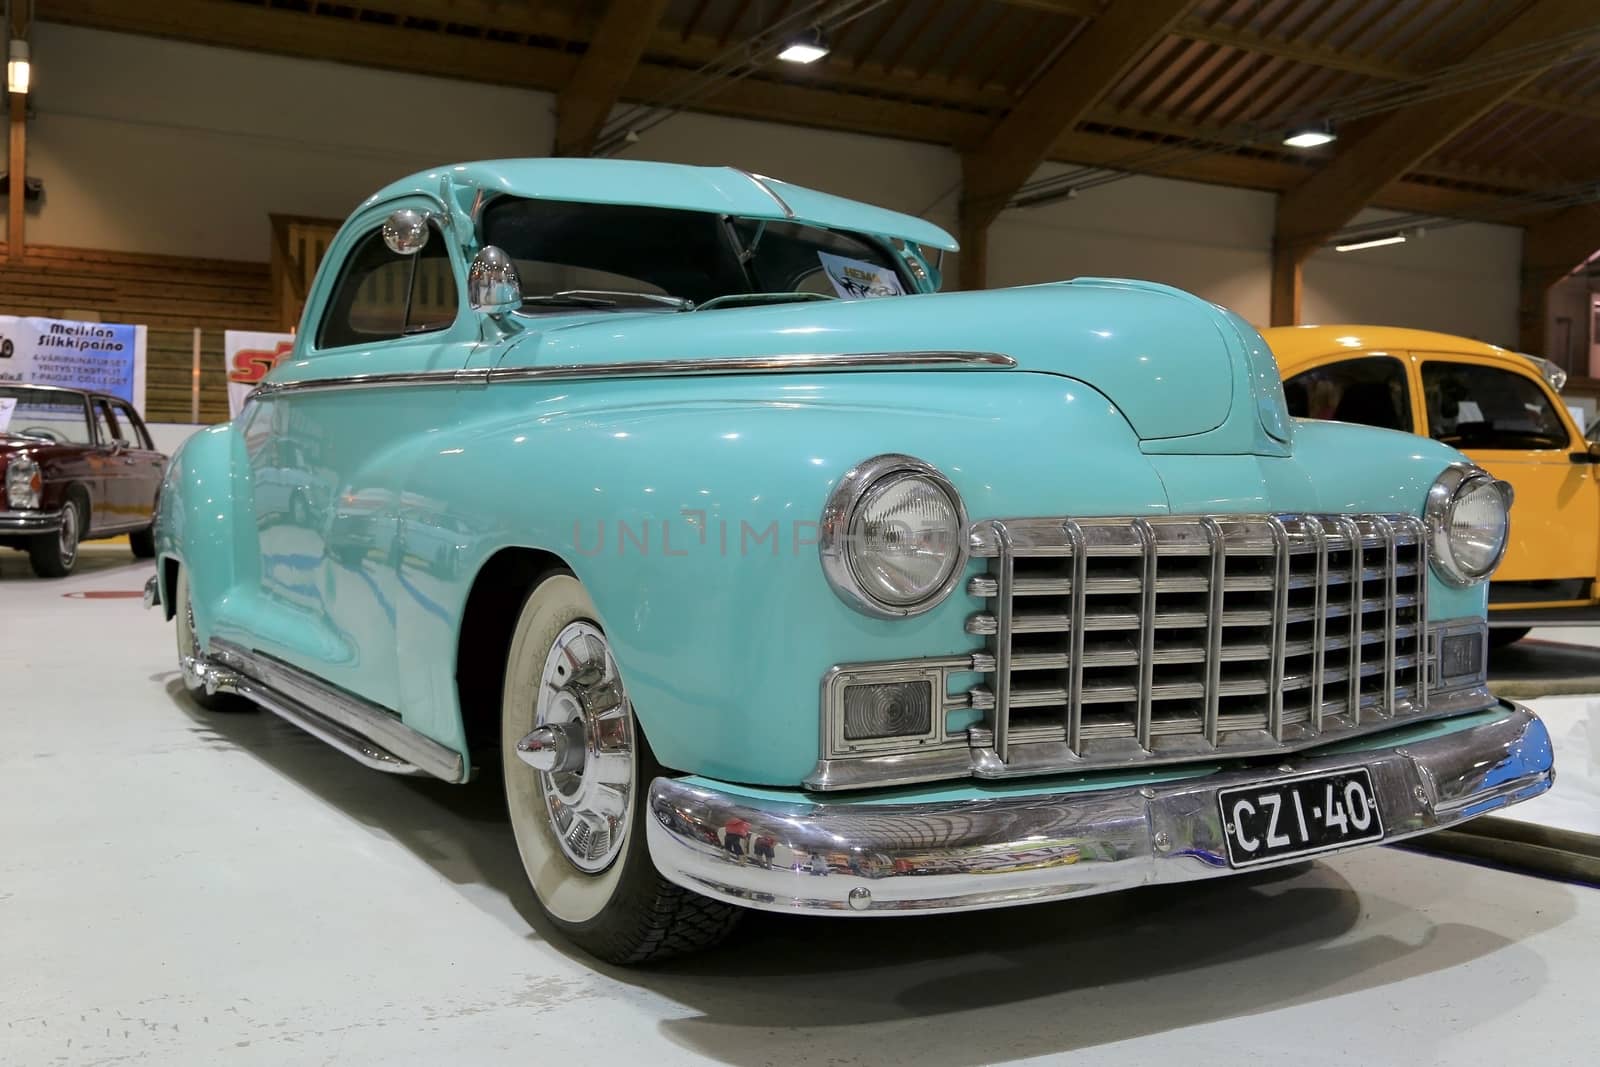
[1439,630,1486,686]
[843,680,934,741]
[823,663,947,757]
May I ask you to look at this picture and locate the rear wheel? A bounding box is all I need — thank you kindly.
[501,571,739,963]
[28,490,85,578]
[174,567,250,712]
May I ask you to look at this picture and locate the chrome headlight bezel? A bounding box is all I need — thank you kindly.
[5,454,41,510]
[819,453,968,619]
[1425,463,1513,586]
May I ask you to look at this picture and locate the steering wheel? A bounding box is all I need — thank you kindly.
[17,426,64,443]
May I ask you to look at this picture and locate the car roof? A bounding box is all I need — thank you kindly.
[1261,324,1519,371]
[361,158,959,252]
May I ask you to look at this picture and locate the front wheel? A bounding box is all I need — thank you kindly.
[1489,627,1531,650]
[174,567,251,712]
[129,525,156,559]
[501,571,739,963]
[28,491,84,577]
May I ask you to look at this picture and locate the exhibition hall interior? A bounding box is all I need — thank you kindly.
[6,0,1600,1063]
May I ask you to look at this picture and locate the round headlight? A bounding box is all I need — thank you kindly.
[1425,464,1513,586]
[820,454,967,618]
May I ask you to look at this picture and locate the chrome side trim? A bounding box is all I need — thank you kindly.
[651,701,1553,916]
[735,169,796,218]
[205,638,466,782]
[250,351,1016,399]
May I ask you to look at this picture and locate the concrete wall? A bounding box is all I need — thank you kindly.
[14,23,1523,346]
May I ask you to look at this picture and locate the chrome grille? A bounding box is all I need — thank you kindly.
[963,514,1429,772]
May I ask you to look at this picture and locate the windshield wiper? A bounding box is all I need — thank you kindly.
[520,289,694,311]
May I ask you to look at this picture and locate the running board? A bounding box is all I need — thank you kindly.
[203,638,466,783]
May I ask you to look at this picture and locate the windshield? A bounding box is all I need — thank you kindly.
[479,196,912,310]
[0,387,93,445]
[1422,361,1570,450]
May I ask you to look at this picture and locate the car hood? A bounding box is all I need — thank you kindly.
[497,278,1291,455]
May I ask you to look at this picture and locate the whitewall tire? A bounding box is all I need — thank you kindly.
[501,570,739,962]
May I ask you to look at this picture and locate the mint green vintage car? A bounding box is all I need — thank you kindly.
[147,159,1552,964]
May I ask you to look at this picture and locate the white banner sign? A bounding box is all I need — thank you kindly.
[0,315,147,412]
[224,330,296,418]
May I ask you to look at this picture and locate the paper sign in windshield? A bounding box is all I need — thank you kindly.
[0,396,15,432]
[818,252,904,300]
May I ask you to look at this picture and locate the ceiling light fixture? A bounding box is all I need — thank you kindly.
[1335,233,1407,252]
[1283,123,1335,148]
[7,39,29,96]
[778,28,829,64]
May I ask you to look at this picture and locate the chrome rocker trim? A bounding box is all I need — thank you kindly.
[646,700,1553,916]
[249,351,1016,400]
[198,638,467,783]
[0,508,64,533]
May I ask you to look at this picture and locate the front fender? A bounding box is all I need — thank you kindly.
[412,370,1167,785]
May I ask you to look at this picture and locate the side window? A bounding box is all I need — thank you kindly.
[112,401,153,449]
[317,222,458,349]
[91,399,118,445]
[1422,361,1569,450]
[1284,356,1411,432]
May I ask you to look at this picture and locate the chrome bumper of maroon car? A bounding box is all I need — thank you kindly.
[0,508,63,533]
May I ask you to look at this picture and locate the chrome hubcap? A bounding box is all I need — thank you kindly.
[59,504,78,564]
[520,621,633,873]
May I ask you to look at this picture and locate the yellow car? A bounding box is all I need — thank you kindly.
[1265,325,1598,646]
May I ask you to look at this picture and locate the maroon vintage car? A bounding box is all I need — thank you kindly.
[0,384,167,577]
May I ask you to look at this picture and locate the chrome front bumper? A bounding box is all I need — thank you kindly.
[0,508,63,533]
[646,701,1553,915]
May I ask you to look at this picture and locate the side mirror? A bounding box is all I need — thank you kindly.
[381,208,430,255]
[468,245,521,315]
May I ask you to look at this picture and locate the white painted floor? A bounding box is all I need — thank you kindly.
[4,548,1599,1066]
[1506,628,1600,836]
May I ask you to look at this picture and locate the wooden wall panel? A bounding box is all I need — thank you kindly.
[0,243,274,422]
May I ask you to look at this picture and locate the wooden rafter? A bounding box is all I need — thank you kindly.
[1269,0,1600,326]
[1276,0,1600,255]
[553,0,670,157]
[30,0,1586,238]
[963,0,1197,231]
[957,0,1197,289]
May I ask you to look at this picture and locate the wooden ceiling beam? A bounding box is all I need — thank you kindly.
[33,0,1560,233]
[1276,0,1600,255]
[996,0,1600,124]
[553,0,670,157]
[962,0,1198,232]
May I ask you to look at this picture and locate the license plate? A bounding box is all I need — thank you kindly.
[1218,767,1385,868]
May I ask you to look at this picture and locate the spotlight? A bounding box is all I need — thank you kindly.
[1335,233,1407,252]
[7,39,29,96]
[778,28,829,64]
[1283,123,1335,148]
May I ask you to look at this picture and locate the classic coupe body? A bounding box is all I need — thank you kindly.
[149,160,1552,963]
[1268,325,1600,644]
[1,384,165,576]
